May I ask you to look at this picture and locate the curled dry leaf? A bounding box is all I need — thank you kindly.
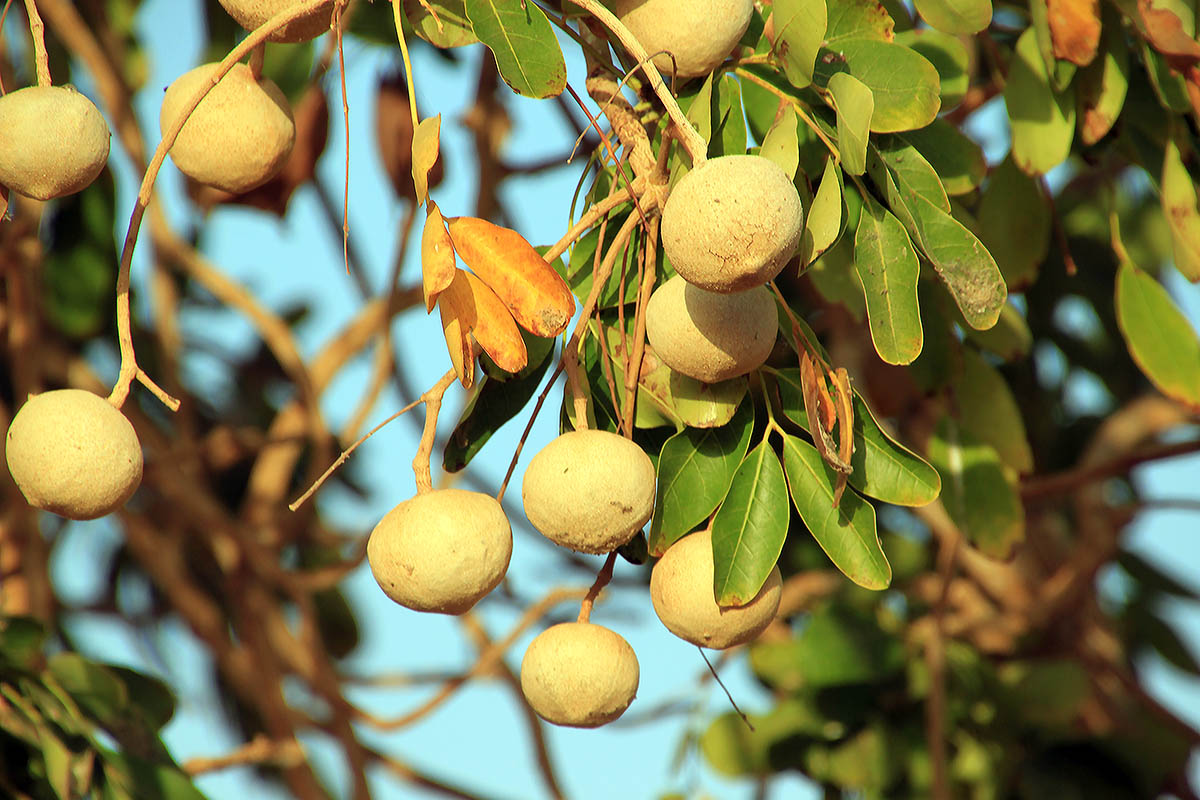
[375,72,443,201]
[445,216,575,337]
[1047,0,1101,66]
[422,201,457,312]
[439,277,476,388]
[443,270,529,374]
[412,115,442,206]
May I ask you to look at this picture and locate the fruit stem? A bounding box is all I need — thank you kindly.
[390,0,420,133]
[411,368,457,493]
[107,0,335,411]
[577,551,617,624]
[22,0,51,87]
[248,42,265,80]
[567,0,707,166]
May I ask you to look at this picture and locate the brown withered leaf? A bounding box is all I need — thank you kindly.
[1137,0,1200,62]
[444,216,576,338]
[187,85,328,214]
[421,201,456,312]
[439,277,475,388]
[1047,0,1101,66]
[376,71,444,201]
[831,368,856,507]
[800,351,852,476]
[452,271,528,374]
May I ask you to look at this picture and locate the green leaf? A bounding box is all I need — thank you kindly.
[700,711,770,777]
[772,367,940,506]
[899,119,986,195]
[558,215,639,308]
[1006,28,1075,175]
[1077,6,1129,146]
[649,400,755,556]
[872,149,1007,330]
[1160,134,1200,282]
[760,105,799,180]
[105,668,176,732]
[781,434,890,589]
[711,74,747,158]
[103,750,208,800]
[801,156,844,267]
[48,654,128,729]
[751,605,904,689]
[926,416,1024,558]
[854,194,923,364]
[774,0,828,89]
[443,340,555,471]
[954,349,1034,473]
[1028,0,1076,90]
[711,441,791,606]
[962,302,1033,361]
[408,0,478,48]
[998,660,1091,727]
[41,727,75,800]
[894,28,968,108]
[825,0,895,44]
[683,74,715,145]
[913,0,991,33]
[0,616,47,670]
[871,134,949,215]
[807,235,866,320]
[662,371,749,429]
[827,72,872,175]
[464,0,566,98]
[977,155,1050,289]
[1115,261,1200,409]
[815,39,941,132]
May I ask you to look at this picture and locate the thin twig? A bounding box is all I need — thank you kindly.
[412,369,458,493]
[577,552,618,623]
[21,0,50,86]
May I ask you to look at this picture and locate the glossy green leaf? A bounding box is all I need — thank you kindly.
[464,0,566,98]
[443,340,555,471]
[781,434,890,589]
[48,654,128,728]
[954,349,1034,473]
[899,119,986,195]
[408,0,478,48]
[807,235,866,320]
[977,155,1050,289]
[751,605,904,688]
[1142,42,1191,114]
[649,400,755,555]
[854,195,923,364]
[1006,28,1075,175]
[895,28,968,108]
[683,74,715,145]
[1077,6,1129,146]
[825,0,895,44]
[1160,134,1200,282]
[663,370,748,429]
[913,0,991,33]
[760,105,799,179]
[772,368,941,506]
[828,72,872,175]
[1115,262,1200,409]
[926,416,1024,558]
[871,134,949,215]
[711,441,791,606]
[816,39,941,132]
[963,302,1034,361]
[801,157,844,267]
[774,0,828,89]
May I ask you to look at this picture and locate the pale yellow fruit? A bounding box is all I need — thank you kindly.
[5,389,142,520]
[651,528,782,649]
[160,63,294,193]
[615,0,753,79]
[520,622,639,727]
[646,274,777,383]
[367,489,512,615]
[522,429,655,554]
[217,0,335,42]
[0,85,110,200]
[661,155,804,293]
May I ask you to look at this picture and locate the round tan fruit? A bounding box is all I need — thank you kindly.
[651,528,782,649]
[615,0,753,79]
[522,429,655,554]
[160,63,294,194]
[216,0,335,42]
[367,489,512,615]
[5,389,142,520]
[661,154,804,293]
[520,622,639,727]
[646,274,777,383]
[0,85,110,200]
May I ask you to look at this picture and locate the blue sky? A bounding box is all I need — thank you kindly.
[9,1,1200,798]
